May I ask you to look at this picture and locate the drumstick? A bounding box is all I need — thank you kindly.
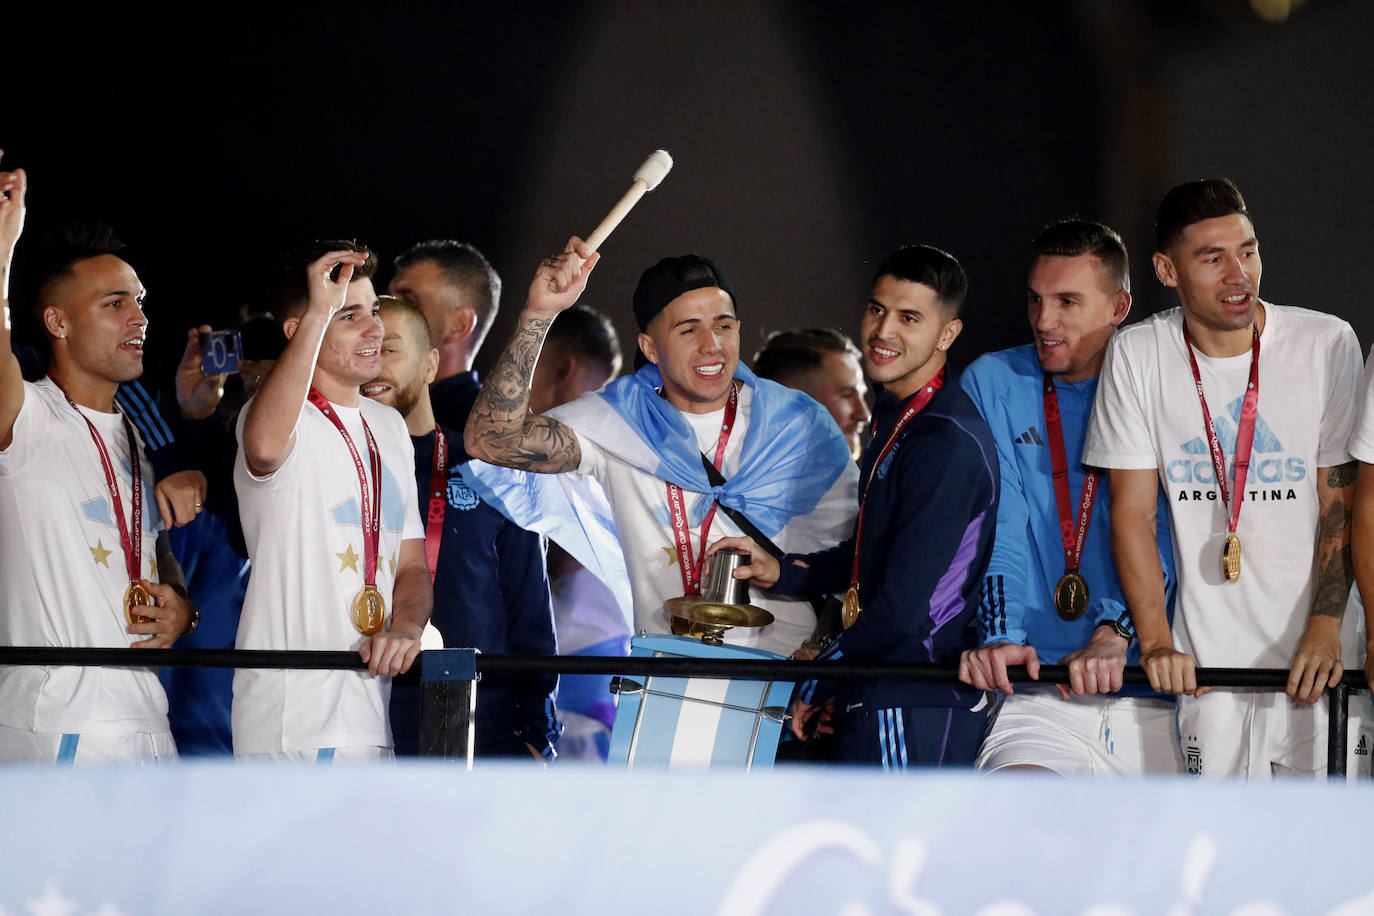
[586,149,673,250]
[549,150,673,290]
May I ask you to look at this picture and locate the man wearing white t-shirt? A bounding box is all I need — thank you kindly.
[1346,348,1374,696]
[233,242,431,761]
[0,161,195,763]
[464,239,857,657]
[1084,178,1370,778]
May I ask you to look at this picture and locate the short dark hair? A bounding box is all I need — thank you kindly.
[873,245,968,314]
[1032,218,1130,294]
[753,327,860,385]
[545,304,621,379]
[393,240,502,347]
[269,239,378,319]
[19,222,128,319]
[1155,178,1250,253]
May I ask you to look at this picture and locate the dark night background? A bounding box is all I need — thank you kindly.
[7,0,1372,395]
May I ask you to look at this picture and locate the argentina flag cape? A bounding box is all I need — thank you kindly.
[462,362,859,626]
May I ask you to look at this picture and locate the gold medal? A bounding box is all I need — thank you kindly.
[1053,570,1090,621]
[352,585,387,636]
[123,579,154,626]
[842,586,862,629]
[1222,533,1242,583]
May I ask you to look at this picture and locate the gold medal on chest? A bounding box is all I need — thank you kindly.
[841,586,862,629]
[1222,533,1242,583]
[353,585,386,636]
[1053,570,1090,621]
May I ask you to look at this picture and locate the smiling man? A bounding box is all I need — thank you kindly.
[1084,179,1372,779]
[710,245,999,768]
[233,242,431,762]
[959,219,1181,776]
[365,296,558,760]
[463,240,857,656]
[0,163,195,763]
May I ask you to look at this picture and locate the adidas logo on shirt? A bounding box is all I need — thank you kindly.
[1357,735,1369,758]
[1167,394,1306,502]
[1014,425,1044,446]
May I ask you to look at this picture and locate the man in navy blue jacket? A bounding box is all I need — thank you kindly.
[710,245,999,768]
[389,240,502,433]
[366,296,559,759]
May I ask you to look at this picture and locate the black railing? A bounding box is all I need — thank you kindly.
[0,647,1365,774]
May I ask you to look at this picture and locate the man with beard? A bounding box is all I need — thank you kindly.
[366,296,558,759]
[389,240,502,431]
[0,161,194,762]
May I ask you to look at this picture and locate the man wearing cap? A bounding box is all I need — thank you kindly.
[463,238,857,657]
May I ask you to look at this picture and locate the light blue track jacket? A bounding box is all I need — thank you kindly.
[961,344,1175,689]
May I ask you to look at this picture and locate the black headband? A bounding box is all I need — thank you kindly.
[631,254,737,332]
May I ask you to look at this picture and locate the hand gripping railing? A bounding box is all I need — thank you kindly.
[0,647,1366,775]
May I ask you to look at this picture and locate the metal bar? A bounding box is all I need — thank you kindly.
[0,647,1368,692]
[1328,682,1349,779]
[0,647,368,670]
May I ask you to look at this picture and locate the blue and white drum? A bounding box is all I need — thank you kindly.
[606,635,793,770]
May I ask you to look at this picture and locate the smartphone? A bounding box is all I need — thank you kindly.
[200,329,243,375]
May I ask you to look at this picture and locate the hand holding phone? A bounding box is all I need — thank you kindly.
[200,329,242,375]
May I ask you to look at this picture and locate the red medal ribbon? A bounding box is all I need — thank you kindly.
[849,370,945,591]
[1182,322,1260,536]
[308,390,383,587]
[1042,373,1100,573]
[667,382,739,596]
[425,427,447,584]
[61,389,143,584]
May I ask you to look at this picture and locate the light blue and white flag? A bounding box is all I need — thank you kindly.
[463,363,858,626]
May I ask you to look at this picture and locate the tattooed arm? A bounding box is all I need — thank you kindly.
[463,237,599,474]
[1288,461,1357,704]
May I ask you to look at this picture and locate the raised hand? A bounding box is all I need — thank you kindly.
[527,236,599,318]
[0,152,28,291]
[306,249,369,320]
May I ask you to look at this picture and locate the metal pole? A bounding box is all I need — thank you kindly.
[1328,682,1349,779]
[418,649,478,769]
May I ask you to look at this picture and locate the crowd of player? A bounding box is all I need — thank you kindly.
[2,154,1370,778]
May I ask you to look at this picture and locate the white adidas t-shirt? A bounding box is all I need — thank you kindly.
[0,377,168,735]
[570,385,816,656]
[233,394,424,754]
[1346,344,1374,463]
[1084,304,1364,668]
